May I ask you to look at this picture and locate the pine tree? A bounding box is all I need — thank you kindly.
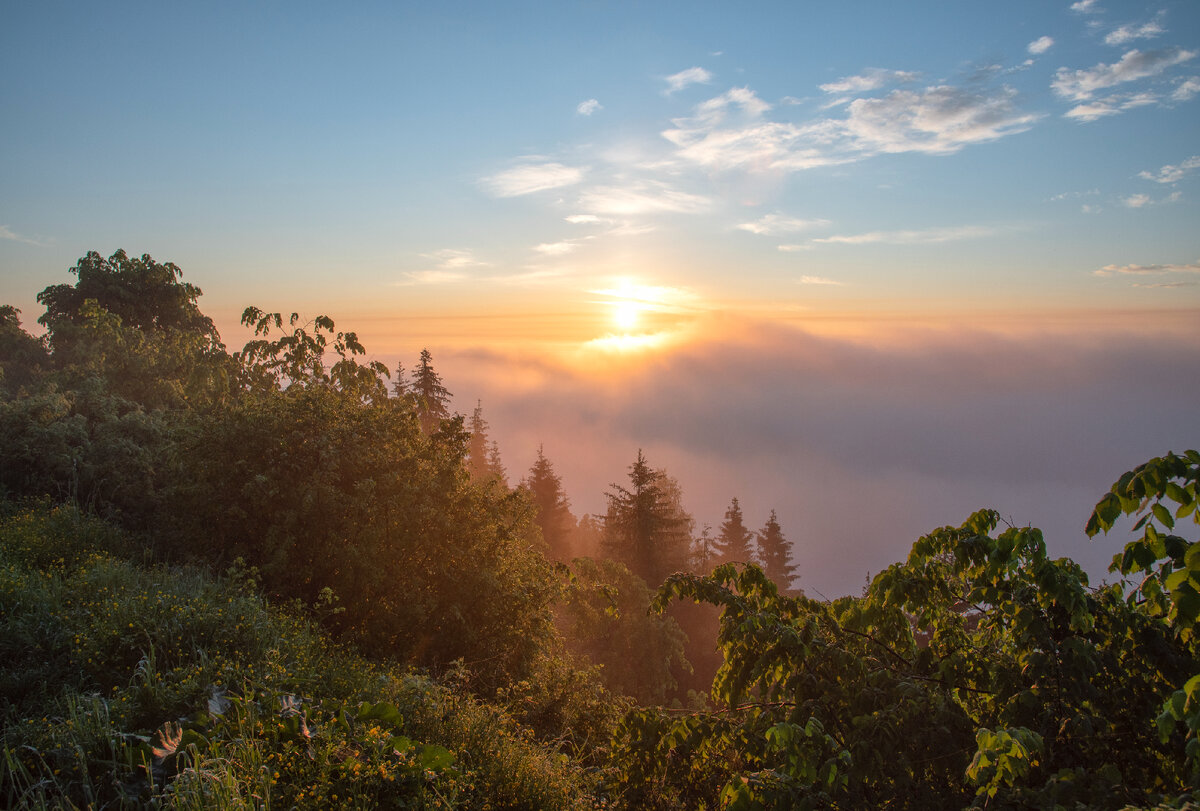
[602,450,691,586]
[714,497,755,565]
[756,509,799,592]
[392,362,407,397]
[467,400,490,479]
[487,439,507,487]
[410,349,451,432]
[523,445,575,561]
[691,524,717,574]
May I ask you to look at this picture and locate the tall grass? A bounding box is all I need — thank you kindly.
[1,504,607,809]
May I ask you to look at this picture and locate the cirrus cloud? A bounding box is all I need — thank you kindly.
[1052,47,1197,101]
[482,161,586,197]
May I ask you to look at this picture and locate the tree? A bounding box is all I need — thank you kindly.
[410,348,451,433]
[37,250,221,351]
[467,400,491,480]
[602,450,691,587]
[756,509,799,592]
[524,445,576,561]
[0,306,48,395]
[714,497,754,565]
[392,362,407,397]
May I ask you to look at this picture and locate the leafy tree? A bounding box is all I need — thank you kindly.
[411,348,451,433]
[37,250,221,353]
[0,306,49,395]
[611,493,1197,809]
[757,509,799,592]
[557,557,690,705]
[602,450,692,587]
[524,445,576,561]
[714,497,754,565]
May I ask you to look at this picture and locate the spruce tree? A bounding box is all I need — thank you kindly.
[714,497,755,565]
[410,348,451,432]
[523,445,575,561]
[756,509,799,592]
[602,450,691,586]
[392,362,407,397]
[467,400,490,479]
[487,439,507,487]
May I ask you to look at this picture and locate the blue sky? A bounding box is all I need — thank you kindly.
[2,1,1198,593]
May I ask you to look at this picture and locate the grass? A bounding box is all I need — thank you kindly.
[1,503,609,809]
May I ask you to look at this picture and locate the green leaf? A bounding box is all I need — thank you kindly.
[1153,502,1176,530]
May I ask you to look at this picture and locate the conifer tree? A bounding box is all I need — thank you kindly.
[392,362,407,397]
[756,509,799,592]
[467,400,490,480]
[523,445,575,561]
[691,524,717,574]
[714,497,755,565]
[602,450,691,586]
[410,348,451,432]
[487,439,507,487]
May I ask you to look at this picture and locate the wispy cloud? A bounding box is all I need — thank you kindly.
[819,68,919,95]
[1132,281,1198,288]
[1122,190,1182,207]
[839,85,1039,155]
[577,98,602,116]
[421,248,488,270]
[1027,36,1055,56]
[1173,78,1200,101]
[533,241,579,256]
[1094,260,1200,276]
[799,275,844,285]
[577,182,711,215]
[1052,47,1197,101]
[736,214,832,235]
[565,214,605,224]
[810,225,998,245]
[482,161,586,197]
[1139,156,1200,184]
[0,225,45,246]
[400,270,469,285]
[664,66,712,94]
[777,244,812,252]
[1071,0,1100,13]
[1104,16,1165,46]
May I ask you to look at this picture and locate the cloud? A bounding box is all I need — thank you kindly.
[777,244,813,252]
[565,214,604,224]
[1094,260,1200,276]
[421,248,488,270]
[533,241,579,256]
[665,66,712,94]
[1173,78,1200,101]
[839,85,1040,155]
[1052,47,1197,101]
[1132,281,1198,288]
[819,68,920,95]
[1123,193,1151,208]
[400,270,469,285]
[736,214,832,235]
[799,275,843,285]
[810,225,998,245]
[1071,0,1100,13]
[1139,156,1200,184]
[447,314,1200,596]
[577,182,711,215]
[577,98,602,116]
[482,161,586,197]
[0,225,44,246]
[1027,36,1055,55]
[1104,17,1165,46]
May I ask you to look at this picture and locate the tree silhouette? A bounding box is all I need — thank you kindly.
[756,509,798,592]
[714,497,754,565]
[602,450,691,586]
[410,348,451,432]
[524,445,575,561]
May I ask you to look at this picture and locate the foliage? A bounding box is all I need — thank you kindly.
[611,501,1197,809]
[0,504,602,810]
[411,348,452,433]
[557,557,690,705]
[0,306,49,395]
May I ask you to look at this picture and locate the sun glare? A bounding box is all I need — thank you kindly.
[614,301,639,331]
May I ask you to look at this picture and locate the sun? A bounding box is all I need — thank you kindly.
[613,301,639,331]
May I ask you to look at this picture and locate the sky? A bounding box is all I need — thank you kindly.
[2,0,1198,595]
